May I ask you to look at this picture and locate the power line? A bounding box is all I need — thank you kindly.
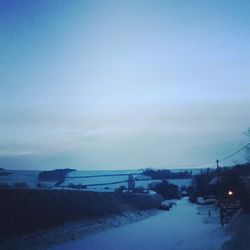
[66,173,140,179]
[219,142,250,163]
[196,142,250,168]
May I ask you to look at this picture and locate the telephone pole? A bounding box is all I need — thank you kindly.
[216,160,219,168]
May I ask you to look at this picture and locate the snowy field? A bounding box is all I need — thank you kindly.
[50,198,229,250]
[0,169,193,191]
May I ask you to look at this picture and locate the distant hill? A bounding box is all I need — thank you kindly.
[38,168,76,186]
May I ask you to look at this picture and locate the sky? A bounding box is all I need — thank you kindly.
[0,0,250,170]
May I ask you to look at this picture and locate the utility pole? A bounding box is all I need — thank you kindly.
[216,160,219,168]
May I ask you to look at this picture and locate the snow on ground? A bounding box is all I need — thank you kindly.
[0,209,159,250]
[50,198,229,250]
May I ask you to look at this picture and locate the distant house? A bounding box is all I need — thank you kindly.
[208,176,224,186]
[209,176,219,186]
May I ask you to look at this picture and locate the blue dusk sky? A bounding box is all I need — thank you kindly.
[0,0,250,170]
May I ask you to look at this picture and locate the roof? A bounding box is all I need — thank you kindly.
[209,176,218,185]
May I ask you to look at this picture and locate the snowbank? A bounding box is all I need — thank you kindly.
[0,209,159,250]
[222,210,250,250]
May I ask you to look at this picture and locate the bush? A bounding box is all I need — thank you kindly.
[121,193,162,210]
[0,189,162,237]
[115,185,127,193]
[67,183,87,189]
[0,189,122,237]
[15,182,28,189]
[152,180,180,199]
[133,186,147,193]
[0,183,10,189]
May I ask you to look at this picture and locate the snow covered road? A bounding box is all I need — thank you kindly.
[50,198,228,250]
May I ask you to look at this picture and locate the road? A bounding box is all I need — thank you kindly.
[50,198,228,250]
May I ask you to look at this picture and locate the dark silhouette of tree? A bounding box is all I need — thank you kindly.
[188,164,250,211]
[143,168,192,180]
[153,180,180,199]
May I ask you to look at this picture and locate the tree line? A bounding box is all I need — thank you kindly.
[143,168,192,180]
